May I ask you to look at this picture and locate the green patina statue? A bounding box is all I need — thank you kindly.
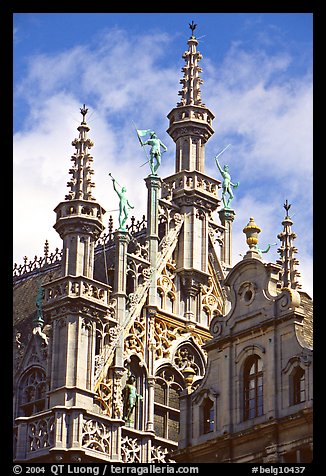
[122,375,143,425]
[254,243,277,258]
[215,156,239,209]
[109,173,134,230]
[136,129,167,175]
[32,285,48,344]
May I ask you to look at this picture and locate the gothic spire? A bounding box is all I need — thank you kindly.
[177,22,205,107]
[167,23,214,173]
[277,200,302,290]
[65,105,96,201]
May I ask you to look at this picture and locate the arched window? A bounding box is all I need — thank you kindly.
[290,367,305,406]
[18,368,47,417]
[243,355,263,420]
[154,367,184,441]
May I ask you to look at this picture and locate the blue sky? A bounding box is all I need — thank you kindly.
[13,13,313,296]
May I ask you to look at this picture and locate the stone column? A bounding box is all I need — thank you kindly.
[145,174,161,306]
[144,176,161,433]
[146,308,157,432]
[112,230,130,394]
[218,208,235,270]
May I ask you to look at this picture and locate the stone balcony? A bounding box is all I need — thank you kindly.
[42,275,111,310]
[162,170,221,207]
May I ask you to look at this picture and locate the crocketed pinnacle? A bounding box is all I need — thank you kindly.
[277,200,302,290]
[177,24,205,107]
[65,105,96,201]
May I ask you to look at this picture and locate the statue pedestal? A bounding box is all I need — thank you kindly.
[218,208,236,269]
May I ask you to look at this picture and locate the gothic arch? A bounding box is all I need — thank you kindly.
[171,338,206,379]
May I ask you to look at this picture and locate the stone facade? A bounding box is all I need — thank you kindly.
[174,246,313,463]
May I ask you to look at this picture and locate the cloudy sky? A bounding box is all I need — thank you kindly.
[13,13,313,296]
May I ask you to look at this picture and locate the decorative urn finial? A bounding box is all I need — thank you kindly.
[182,366,196,387]
[243,217,262,249]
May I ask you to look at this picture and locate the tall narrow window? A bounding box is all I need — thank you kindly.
[154,367,184,441]
[202,398,214,434]
[244,355,263,420]
[290,367,305,405]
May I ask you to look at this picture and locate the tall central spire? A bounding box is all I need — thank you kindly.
[167,23,214,173]
[178,22,204,107]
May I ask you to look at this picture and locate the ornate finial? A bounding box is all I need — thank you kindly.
[182,366,196,387]
[277,202,302,290]
[284,199,291,215]
[65,105,96,201]
[44,239,49,263]
[177,21,204,107]
[243,217,262,251]
[80,104,88,123]
[189,20,197,37]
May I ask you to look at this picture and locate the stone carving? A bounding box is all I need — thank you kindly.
[151,444,175,463]
[121,435,141,463]
[94,380,113,416]
[14,332,25,370]
[201,276,224,322]
[125,320,146,358]
[174,344,204,376]
[27,415,54,452]
[81,418,111,454]
[154,318,182,360]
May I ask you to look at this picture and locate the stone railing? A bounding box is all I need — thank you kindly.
[121,427,177,463]
[43,275,111,307]
[14,410,55,460]
[162,170,221,200]
[15,409,123,462]
[13,247,63,279]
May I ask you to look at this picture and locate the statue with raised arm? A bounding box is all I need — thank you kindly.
[109,173,134,230]
[136,129,167,175]
[215,155,239,209]
[122,375,143,425]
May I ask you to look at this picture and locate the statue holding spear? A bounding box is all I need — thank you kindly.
[109,173,134,231]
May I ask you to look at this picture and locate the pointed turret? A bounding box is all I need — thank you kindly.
[65,104,96,201]
[277,200,302,290]
[53,105,106,278]
[167,22,214,173]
